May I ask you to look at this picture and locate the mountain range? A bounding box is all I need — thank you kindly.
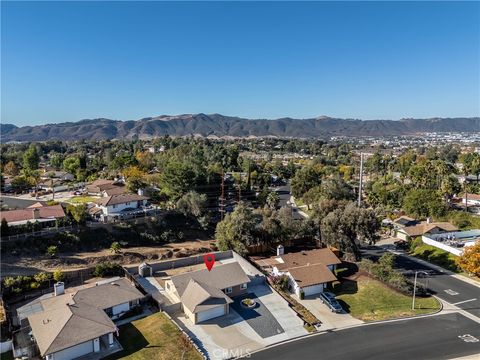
[1,114,479,142]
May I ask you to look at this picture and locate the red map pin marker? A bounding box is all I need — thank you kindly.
[203,253,215,271]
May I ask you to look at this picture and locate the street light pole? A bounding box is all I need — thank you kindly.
[412,270,429,310]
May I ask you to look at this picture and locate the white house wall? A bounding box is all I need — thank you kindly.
[112,302,130,316]
[48,339,94,360]
[101,200,147,215]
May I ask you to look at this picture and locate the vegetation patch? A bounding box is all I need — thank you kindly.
[409,237,460,272]
[104,312,202,360]
[333,276,440,321]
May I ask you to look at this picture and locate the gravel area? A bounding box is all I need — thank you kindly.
[231,292,285,338]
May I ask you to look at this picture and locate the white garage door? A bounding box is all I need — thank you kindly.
[303,284,324,297]
[197,305,226,323]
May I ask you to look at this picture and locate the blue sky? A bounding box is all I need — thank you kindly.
[2,1,479,126]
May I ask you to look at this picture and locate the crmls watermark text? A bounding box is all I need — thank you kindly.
[212,348,252,358]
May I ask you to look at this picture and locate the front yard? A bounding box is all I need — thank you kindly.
[333,276,440,321]
[105,312,203,360]
[64,195,99,204]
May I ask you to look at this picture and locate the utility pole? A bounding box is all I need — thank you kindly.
[358,153,364,207]
[220,169,225,221]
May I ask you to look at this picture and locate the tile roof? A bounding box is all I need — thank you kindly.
[464,193,480,201]
[0,204,65,224]
[288,263,338,287]
[275,248,341,271]
[393,215,417,226]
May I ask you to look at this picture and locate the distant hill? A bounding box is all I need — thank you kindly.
[1,114,479,142]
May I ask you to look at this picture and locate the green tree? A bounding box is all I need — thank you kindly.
[215,202,256,255]
[403,189,446,218]
[176,191,207,218]
[440,175,461,204]
[1,218,9,237]
[47,245,58,257]
[66,204,89,224]
[291,165,322,199]
[160,162,196,201]
[266,191,280,209]
[23,143,40,171]
[110,241,121,254]
[63,157,81,176]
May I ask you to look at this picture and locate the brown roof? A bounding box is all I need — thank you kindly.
[171,262,250,297]
[276,248,342,271]
[288,263,338,287]
[103,186,128,196]
[0,205,65,224]
[86,179,122,193]
[97,193,149,207]
[180,279,232,314]
[393,216,417,227]
[400,222,458,237]
[464,193,480,201]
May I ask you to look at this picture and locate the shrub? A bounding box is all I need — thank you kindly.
[53,269,65,282]
[93,262,122,277]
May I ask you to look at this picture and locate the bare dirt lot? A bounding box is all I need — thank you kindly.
[1,239,216,276]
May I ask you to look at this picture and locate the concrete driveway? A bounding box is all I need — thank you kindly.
[297,294,363,331]
[174,284,307,360]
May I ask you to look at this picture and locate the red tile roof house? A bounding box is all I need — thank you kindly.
[272,248,342,298]
[0,203,65,227]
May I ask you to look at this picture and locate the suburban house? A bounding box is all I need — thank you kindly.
[13,278,144,360]
[0,203,66,227]
[460,193,480,207]
[272,248,341,297]
[392,215,418,229]
[94,193,149,216]
[395,220,458,241]
[41,170,75,182]
[86,179,126,196]
[165,262,251,324]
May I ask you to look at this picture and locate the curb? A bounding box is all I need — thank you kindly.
[240,295,444,359]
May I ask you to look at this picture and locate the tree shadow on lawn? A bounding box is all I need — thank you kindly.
[103,323,149,360]
[331,280,358,314]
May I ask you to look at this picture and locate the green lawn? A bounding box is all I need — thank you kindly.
[410,243,460,272]
[333,276,440,321]
[64,196,99,204]
[104,312,203,360]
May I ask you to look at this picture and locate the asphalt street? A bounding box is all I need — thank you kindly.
[249,313,480,360]
[361,246,480,319]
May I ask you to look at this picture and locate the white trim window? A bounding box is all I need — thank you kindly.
[240,283,247,290]
[225,287,232,294]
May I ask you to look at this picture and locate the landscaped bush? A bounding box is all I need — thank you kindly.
[409,240,460,272]
[92,262,123,277]
[359,253,411,294]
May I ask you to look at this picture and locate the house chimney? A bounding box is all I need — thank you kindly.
[277,245,284,256]
[54,282,65,296]
[426,217,432,224]
[137,188,144,196]
[32,208,40,220]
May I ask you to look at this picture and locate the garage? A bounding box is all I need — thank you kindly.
[300,284,324,297]
[196,305,226,323]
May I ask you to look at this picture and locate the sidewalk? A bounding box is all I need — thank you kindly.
[388,249,480,289]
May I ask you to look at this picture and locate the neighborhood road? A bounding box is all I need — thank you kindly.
[361,246,480,319]
[249,313,480,360]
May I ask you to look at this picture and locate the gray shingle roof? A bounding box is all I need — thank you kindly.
[171,262,250,297]
[180,279,232,314]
